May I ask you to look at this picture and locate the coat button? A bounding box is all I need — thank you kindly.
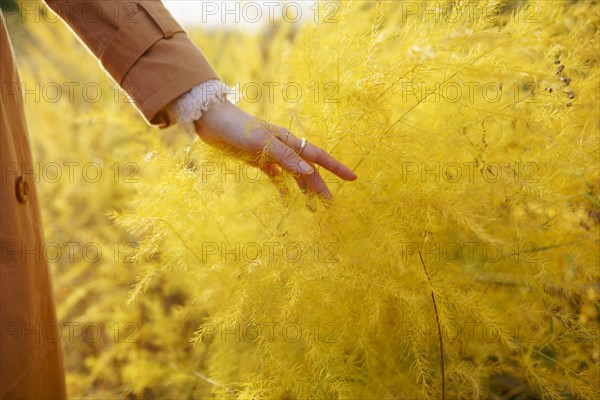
[16,175,30,203]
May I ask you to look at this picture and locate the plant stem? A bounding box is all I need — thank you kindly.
[418,250,445,400]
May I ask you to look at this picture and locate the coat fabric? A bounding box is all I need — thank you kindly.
[1,1,218,398]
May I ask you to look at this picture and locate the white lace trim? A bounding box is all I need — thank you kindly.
[168,79,231,133]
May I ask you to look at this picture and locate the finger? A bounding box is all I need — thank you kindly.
[294,167,333,201]
[277,129,358,181]
[252,160,290,198]
[264,135,315,176]
[257,162,282,179]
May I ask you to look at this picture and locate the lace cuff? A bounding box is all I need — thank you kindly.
[167,79,231,133]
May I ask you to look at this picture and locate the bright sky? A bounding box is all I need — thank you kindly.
[163,1,316,30]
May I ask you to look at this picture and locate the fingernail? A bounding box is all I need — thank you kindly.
[299,161,314,175]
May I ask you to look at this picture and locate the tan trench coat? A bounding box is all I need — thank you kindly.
[1,1,218,398]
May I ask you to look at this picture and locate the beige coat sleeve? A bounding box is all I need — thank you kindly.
[44,0,220,128]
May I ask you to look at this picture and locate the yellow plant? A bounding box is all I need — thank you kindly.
[9,0,599,398]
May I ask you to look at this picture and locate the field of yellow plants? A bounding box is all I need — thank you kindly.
[7,0,599,398]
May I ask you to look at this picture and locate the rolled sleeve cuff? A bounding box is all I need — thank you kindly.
[122,31,220,128]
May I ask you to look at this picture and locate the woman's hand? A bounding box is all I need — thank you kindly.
[193,99,357,200]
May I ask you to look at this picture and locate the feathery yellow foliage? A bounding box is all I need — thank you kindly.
[10,0,599,398]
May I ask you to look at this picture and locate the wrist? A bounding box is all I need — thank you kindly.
[167,80,232,132]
